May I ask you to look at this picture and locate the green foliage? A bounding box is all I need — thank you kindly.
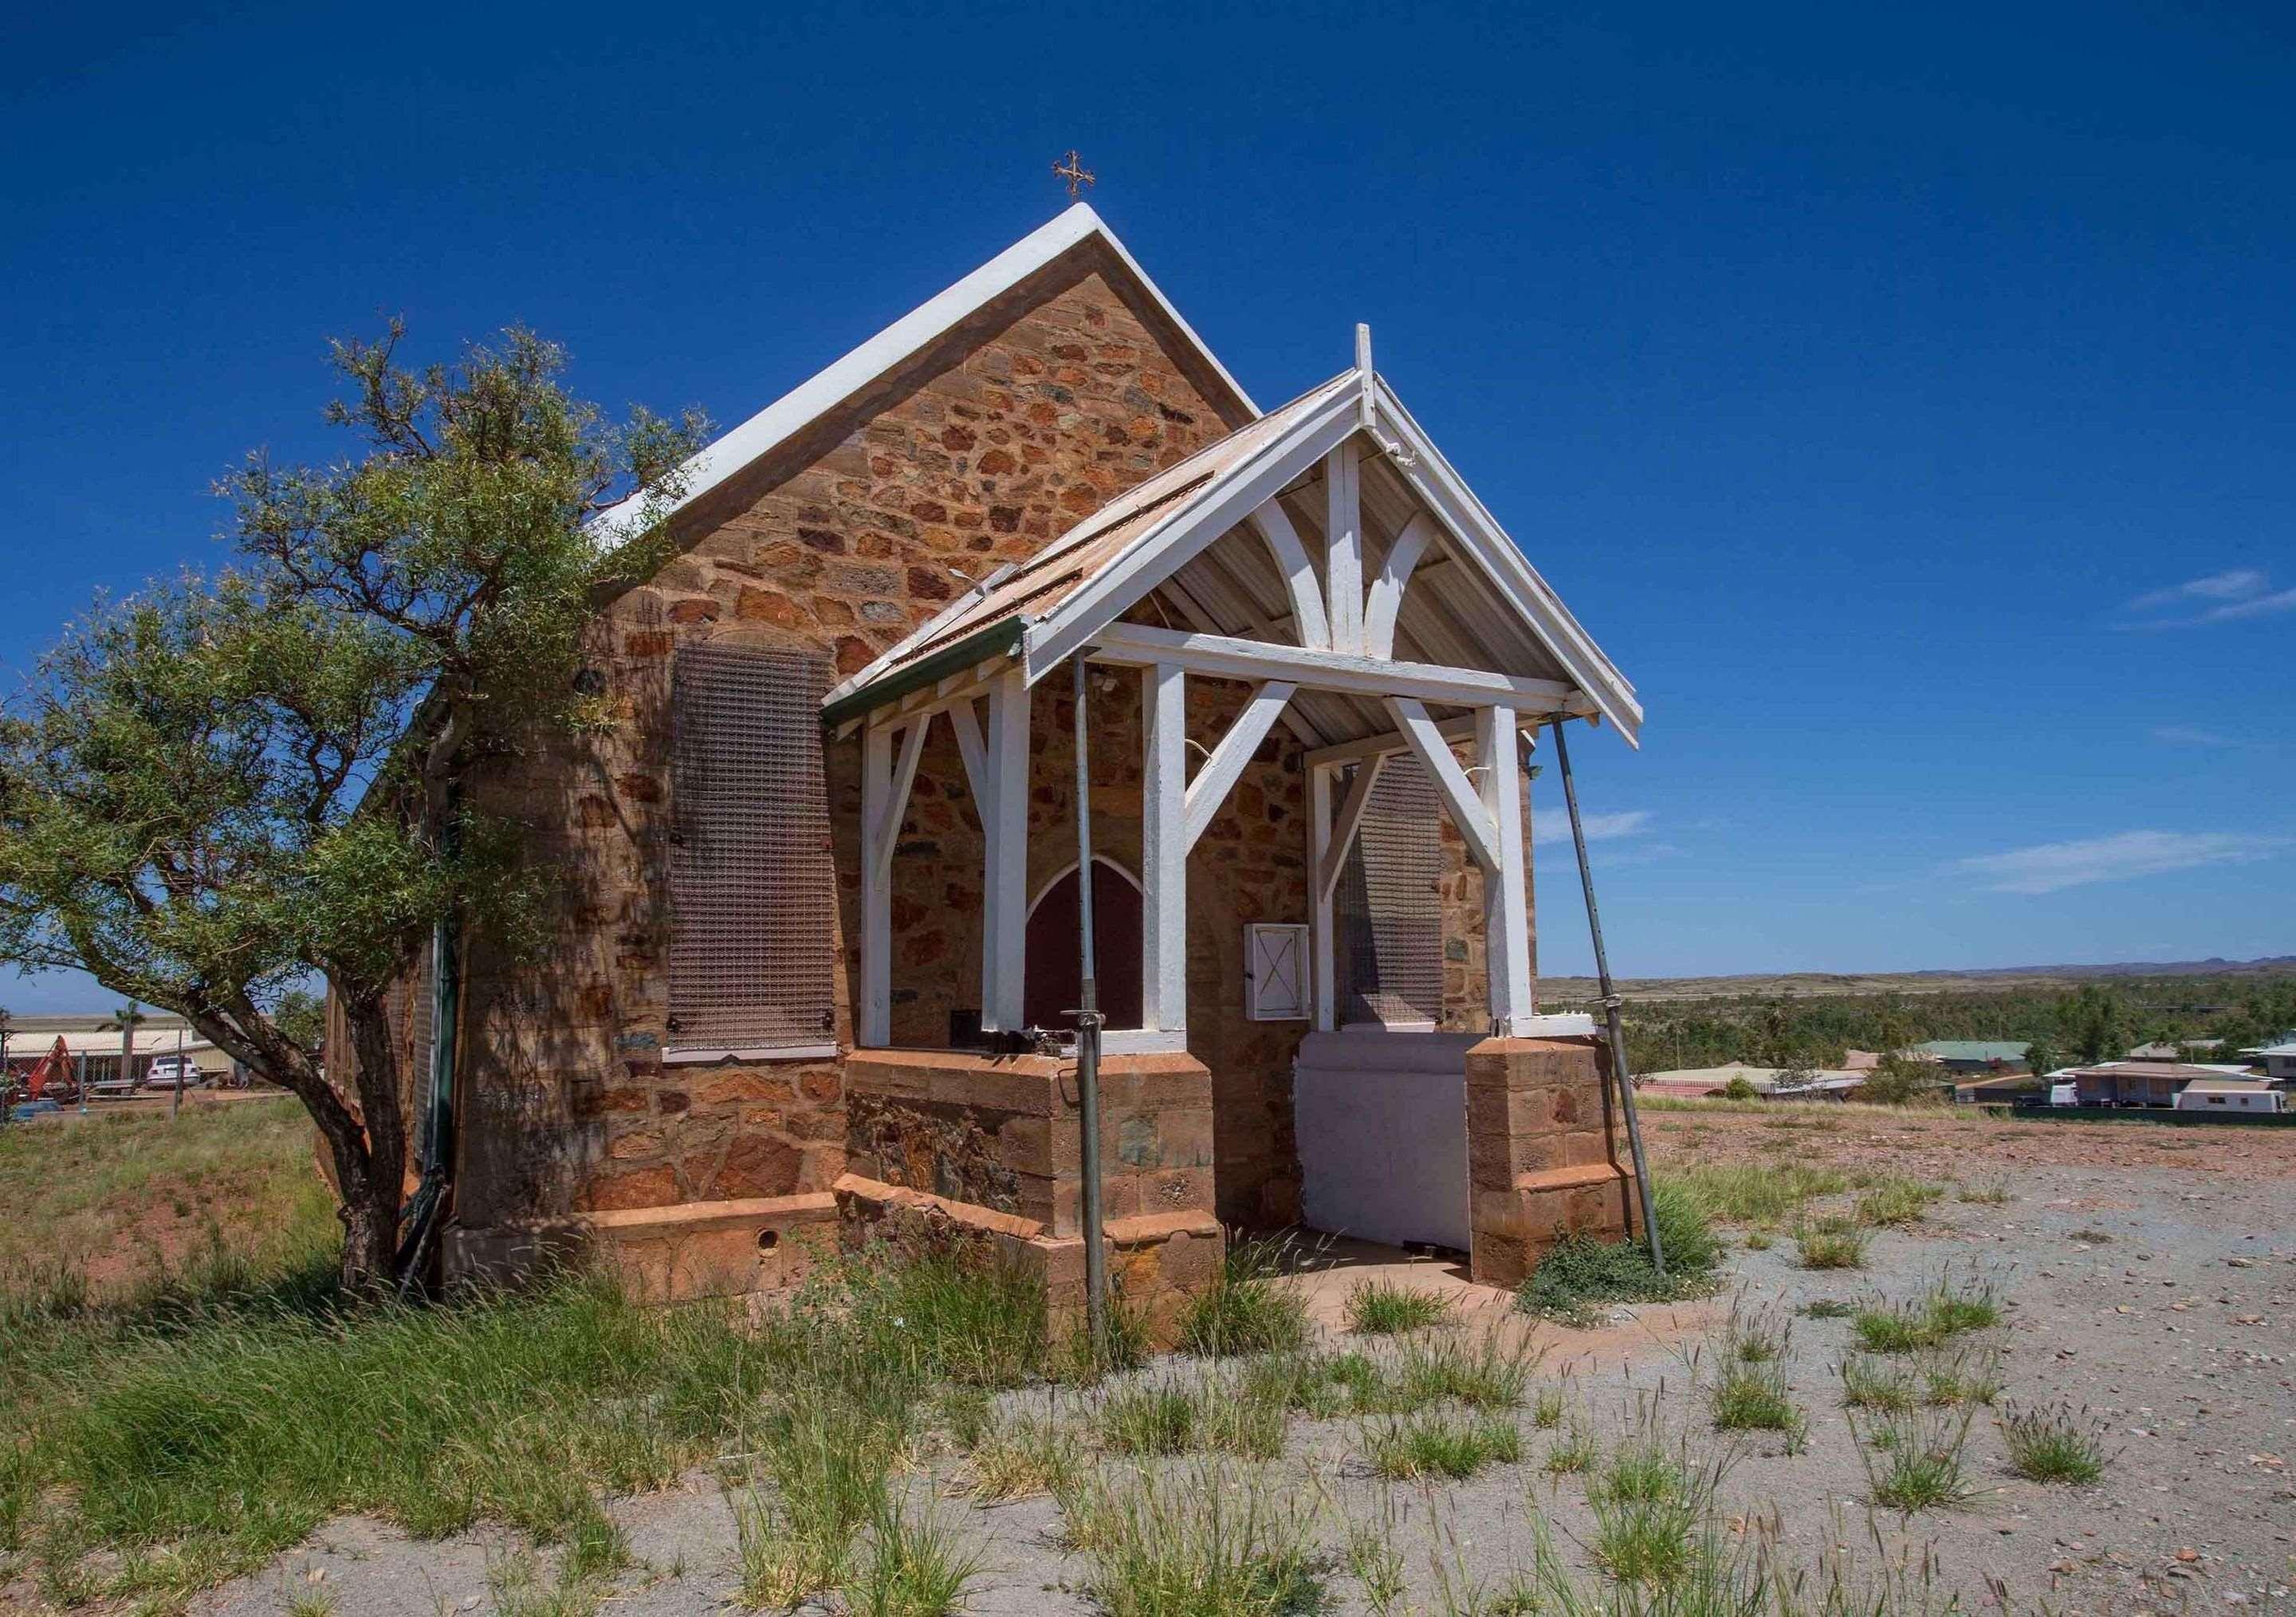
[0,324,705,1292]
[1719,1074,1762,1100]
[1858,1407,1979,1512]
[1516,1182,1721,1322]
[1794,1222,1869,1270]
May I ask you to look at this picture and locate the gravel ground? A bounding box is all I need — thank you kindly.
[191,1126,2294,1617]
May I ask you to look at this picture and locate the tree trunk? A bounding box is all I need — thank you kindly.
[338,991,411,1298]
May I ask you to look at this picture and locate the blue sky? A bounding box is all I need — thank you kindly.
[3,2,2291,1009]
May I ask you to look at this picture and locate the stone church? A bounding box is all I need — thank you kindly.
[360,204,1647,1327]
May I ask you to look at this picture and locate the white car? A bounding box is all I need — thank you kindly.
[143,1056,204,1091]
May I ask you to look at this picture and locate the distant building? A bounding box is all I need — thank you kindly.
[2238,1039,2296,1084]
[2058,1060,2259,1108]
[2125,1039,2227,1064]
[1,1013,235,1088]
[1638,1062,1867,1100]
[2173,1079,2283,1114]
[1913,1040,2031,1075]
[1952,1070,2048,1104]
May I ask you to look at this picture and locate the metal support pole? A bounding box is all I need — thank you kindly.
[1549,717,1665,1275]
[1070,655,1109,1354]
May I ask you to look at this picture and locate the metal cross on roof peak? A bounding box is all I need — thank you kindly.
[1052,150,1095,200]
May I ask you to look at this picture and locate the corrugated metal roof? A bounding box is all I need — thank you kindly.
[1914,1041,2031,1061]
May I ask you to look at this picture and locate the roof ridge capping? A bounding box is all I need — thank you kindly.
[590,203,1257,548]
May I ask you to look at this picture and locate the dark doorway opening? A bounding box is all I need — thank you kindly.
[1024,858,1144,1032]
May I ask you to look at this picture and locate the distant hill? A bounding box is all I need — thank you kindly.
[1538,957,2296,1002]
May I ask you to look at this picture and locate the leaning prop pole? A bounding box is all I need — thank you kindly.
[1071,655,1111,1352]
[1548,716,1665,1275]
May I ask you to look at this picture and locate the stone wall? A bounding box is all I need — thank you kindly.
[446,261,1239,1233]
[1463,1035,1638,1288]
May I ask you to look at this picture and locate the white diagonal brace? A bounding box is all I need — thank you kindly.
[1248,502,1331,651]
[948,696,988,814]
[1362,512,1437,659]
[1181,681,1296,852]
[1315,753,1385,901]
[1386,696,1499,871]
[870,718,930,884]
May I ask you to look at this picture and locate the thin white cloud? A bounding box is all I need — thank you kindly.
[1535,808,1651,846]
[2152,726,2270,750]
[1953,829,2290,895]
[2115,569,2294,629]
[2126,569,2266,611]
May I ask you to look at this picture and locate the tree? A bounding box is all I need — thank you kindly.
[0,326,700,1294]
[2060,985,2127,1067]
[116,999,147,1084]
[2023,1037,2059,1080]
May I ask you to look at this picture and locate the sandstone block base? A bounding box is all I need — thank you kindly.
[1464,1036,1638,1289]
[443,1190,841,1301]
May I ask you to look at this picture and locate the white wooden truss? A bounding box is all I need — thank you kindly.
[848,329,1640,1049]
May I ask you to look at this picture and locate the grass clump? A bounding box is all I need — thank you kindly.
[1838,1355,1917,1414]
[1099,1385,1197,1455]
[1587,1436,1713,1587]
[1362,1411,1523,1480]
[1543,1426,1600,1476]
[1799,1297,1855,1320]
[1669,1163,1849,1226]
[1920,1345,2003,1408]
[847,1497,985,1617]
[1515,1182,1721,1324]
[1851,1277,2002,1354]
[1999,1401,2110,1485]
[1859,1407,1980,1513]
[1793,1222,1869,1271]
[1853,1178,1944,1229]
[1382,1325,1538,1412]
[1706,1312,1803,1445]
[1956,1182,2011,1205]
[1236,1350,1382,1420]
[1177,1239,1307,1359]
[1343,1279,1453,1336]
[1063,1461,1320,1617]
[958,1416,1081,1502]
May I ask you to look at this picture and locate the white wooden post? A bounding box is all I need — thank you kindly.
[1307,761,1335,1031]
[1477,703,1536,1034]
[981,668,1031,1033]
[1324,439,1363,655]
[1142,662,1188,1036]
[860,724,893,1047]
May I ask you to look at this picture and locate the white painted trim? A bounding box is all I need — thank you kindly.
[859,726,894,1047]
[1022,380,1361,674]
[1248,504,1331,651]
[1087,621,1580,712]
[1478,704,1535,1032]
[1141,663,1188,1036]
[1516,1012,1598,1038]
[1386,696,1499,871]
[1103,1028,1190,1056]
[1317,753,1385,901]
[665,1043,840,1064]
[1308,763,1337,1033]
[1180,680,1295,852]
[1025,855,1143,919]
[1324,437,1364,654]
[1370,376,1642,745]
[593,204,1256,549]
[1362,511,1437,659]
[982,668,1031,1032]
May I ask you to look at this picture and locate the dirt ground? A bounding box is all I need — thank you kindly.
[179,1110,2294,1617]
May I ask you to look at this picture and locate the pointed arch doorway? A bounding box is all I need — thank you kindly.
[1024,857,1145,1033]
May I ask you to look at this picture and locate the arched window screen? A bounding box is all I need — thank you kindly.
[1334,756,1445,1026]
[668,643,836,1052]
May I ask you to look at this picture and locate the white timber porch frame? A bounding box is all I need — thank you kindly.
[842,334,1642,1055]
[857,667,1032,1048]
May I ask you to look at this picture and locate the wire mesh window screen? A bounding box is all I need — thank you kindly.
[669,643,836,1052]
[1335,756,1445,1025]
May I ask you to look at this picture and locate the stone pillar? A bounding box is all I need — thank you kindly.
[1463,1035,1638,1289]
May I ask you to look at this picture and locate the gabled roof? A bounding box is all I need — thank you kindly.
[592,204,1256,545]
[821,361,1645,745]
